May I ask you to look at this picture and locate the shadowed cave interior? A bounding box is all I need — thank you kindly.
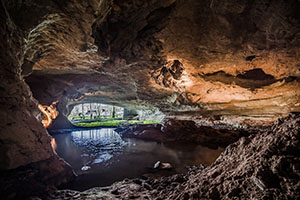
[1,0,300,199]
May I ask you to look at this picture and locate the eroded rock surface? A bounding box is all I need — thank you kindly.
[21,0,300,126]
[0,1,74,199]
[116,119,252,148]
[1,0,300,199]
[92,0,300,122]
[44,113,300,199]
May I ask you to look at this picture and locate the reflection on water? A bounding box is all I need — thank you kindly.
[51,128,224,191]
[71,128,121,141]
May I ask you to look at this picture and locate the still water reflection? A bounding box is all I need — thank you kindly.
[51,128,224,191]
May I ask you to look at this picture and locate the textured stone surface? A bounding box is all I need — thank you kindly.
[44,113,300,199]
[91,0,300,121]
[1,0,50,170]
[1,0,300,199]
[0,1,74,199]
[20,0,300,126]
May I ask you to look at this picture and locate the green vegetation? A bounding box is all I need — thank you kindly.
[73,120,160,127]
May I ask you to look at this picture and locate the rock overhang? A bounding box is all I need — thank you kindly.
[1,1,300,198]
[17,0,300,126]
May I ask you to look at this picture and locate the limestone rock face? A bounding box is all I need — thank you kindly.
[0,1,73,198]
[91,0,300,122]
[1,0,300,199]
[0,0,49,170]
[19,0,300,126]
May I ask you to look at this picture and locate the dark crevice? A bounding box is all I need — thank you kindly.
[155,60,184,87]
[245,55,256,61]
[237,68,274,80]
[199,68,298,90]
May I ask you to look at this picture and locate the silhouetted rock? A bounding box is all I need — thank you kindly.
[117,119,252,148]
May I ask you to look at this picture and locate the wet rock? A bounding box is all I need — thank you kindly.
[81,166,91,171]
[117,119,252,148]
[111,189,119,195]
[153,161,172,169]
[142,183,152,190]
[153,161,161,169]
[0,157,74,199]
[160,163,172,169]
[251,176,266,191]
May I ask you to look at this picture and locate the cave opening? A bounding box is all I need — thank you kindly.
[67,103,160,127]
[1,0,300,199]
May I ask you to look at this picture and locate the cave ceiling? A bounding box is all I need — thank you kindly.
[13,0,300,124]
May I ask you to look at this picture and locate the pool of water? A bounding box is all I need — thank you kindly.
[51,128,224,191]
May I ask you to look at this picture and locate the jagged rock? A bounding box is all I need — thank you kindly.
[160,163,172,169]
[153,161,161,169]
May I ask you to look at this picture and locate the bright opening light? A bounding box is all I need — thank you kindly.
[38,100,59,128]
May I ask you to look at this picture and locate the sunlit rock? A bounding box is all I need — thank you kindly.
[38,101,59,128]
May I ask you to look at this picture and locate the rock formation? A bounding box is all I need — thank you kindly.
[22,0,300,126]
[1,0,300,199]
[0,1,74,199]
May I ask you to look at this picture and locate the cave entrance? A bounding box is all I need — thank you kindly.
[67,103,160,127]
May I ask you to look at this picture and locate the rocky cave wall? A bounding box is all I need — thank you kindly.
[92,0,300,125]
[0,1,76,198]
[1,0,300,198]
[21,0,300,127]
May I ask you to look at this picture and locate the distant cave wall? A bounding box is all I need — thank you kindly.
[25,72,129,129]
[123,109,139,120]
[0,1,73,197]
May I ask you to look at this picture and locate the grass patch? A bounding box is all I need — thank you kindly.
[73,120,160,127]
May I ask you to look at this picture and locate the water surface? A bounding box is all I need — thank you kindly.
[51,128,224,191]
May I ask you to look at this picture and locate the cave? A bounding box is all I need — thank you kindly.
[1,0,300,199]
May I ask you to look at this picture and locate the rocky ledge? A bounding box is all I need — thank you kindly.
[36,113,300,199]
[116,119,253,148]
